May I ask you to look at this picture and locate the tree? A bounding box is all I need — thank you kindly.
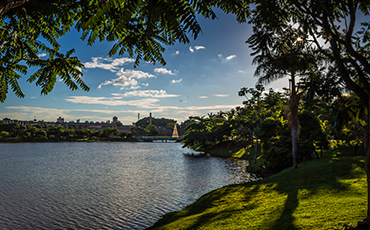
[238,83,265,163]
[0,130,9,139]
[146,124,159,136]
[248,24,324,168]
[182,116,216,152]
[241,0,370,223]
[0,0,248,102]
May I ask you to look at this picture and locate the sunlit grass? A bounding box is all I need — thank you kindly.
[148,156,366,230]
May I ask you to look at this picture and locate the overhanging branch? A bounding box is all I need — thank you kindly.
[0,0,31,16]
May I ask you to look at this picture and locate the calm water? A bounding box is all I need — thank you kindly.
[0,142,253,229]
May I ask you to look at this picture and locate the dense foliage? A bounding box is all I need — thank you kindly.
[239,0,370,221]
[183,87,364,173]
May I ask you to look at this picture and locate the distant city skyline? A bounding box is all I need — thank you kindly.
[0,9,287,125]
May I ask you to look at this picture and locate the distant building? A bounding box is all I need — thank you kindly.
[57,117,64,124]
[2,119,27,126]
[57,116,133,132]
[2,116,134,133]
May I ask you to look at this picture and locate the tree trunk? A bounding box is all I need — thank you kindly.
[290,74,299,168]
[366,94,370,222]
[366,145,370,222]
[291,98,299,168]
[254,134,258,164]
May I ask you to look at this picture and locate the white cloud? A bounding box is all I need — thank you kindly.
[5,100,242,125]
[65,96,159,108]
[154,68,175,75]
[117,68,156,79]
[98,76,138,89]
[218,54,237,63]
[189,46,206,53]
[83,57,135,72]
[116,90,180,98]
[64,95,238,113]
[37,53,47,58]
[171,79,182,83]
[214,94,229,97]
[98,68,156,89]
[194,45,206,50]
[225,54,237,60]
[199,96,208,99]
[3,106,141,124]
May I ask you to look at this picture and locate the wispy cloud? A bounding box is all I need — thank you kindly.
[154,68,175,75]
[5,101,241,124]
[218,54,237,63]
[63,95,237,113]
[117,68,156,79]
[98,76,138,89]
[214,94,229,97]
[171,79,182,83]
[194,45,206,50]
[37,53,47,58]
[225,54,237,60]
[113,90,180,98]
[3,106,140,124]
[98,68,156,89]
[65,96,159,108]
[199,96,208,99]
[83,57,135,72]
[189,45,206,53]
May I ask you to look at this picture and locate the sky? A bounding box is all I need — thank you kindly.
[0,10,288,125]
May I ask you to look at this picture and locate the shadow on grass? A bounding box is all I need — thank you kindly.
[147,156,365,230]
[148,184,261,230]
[266,156,364,230]
[270,188,299,230]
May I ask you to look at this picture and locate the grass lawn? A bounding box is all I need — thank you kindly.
[148,155,366,229]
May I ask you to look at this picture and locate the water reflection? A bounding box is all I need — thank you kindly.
[0,142,255,230]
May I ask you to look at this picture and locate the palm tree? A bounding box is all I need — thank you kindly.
[248,26,317,168]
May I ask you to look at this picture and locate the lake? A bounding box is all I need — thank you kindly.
[0,142,253,229]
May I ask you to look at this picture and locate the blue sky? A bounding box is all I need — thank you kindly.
[0,10,287,125]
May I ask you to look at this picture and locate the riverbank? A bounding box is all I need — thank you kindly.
[148,153,366,229]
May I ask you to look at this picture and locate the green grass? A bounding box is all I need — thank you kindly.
[148,156,366,230]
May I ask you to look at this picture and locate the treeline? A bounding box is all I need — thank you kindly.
[0,123,134,142]
[183,85,364,172]
[0,117,188,142]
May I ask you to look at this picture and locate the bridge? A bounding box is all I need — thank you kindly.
[135,137,182,142]
[135,124,182,142]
